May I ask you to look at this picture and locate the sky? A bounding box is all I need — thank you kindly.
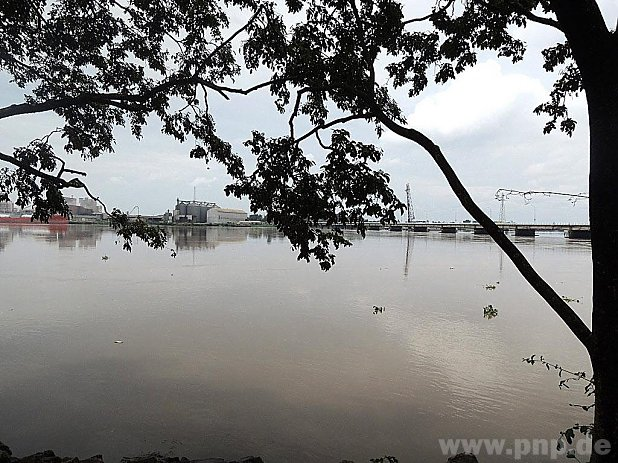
[0,1,616,223]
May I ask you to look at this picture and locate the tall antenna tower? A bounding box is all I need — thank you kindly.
[497,191,506,223]
[405,183,415,222]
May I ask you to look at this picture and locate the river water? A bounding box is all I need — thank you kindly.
[0,225,593,462]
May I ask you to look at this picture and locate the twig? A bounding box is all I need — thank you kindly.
[522,355,595,393]
[315,132,331,150]
[288,87,312,139]
[204,5,264,63]
[52,155,87,178]
[72,178,111,216]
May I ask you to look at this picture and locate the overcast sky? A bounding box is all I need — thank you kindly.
[1,1,616,223]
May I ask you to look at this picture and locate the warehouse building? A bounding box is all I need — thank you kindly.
[207,207,248,223]
[173,199,246,224]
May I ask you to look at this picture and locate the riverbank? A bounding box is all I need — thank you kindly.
[0,442,477,463]
[0,442,262,463]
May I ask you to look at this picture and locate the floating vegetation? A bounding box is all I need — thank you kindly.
[372,305,385,314]
[483,304,498,319]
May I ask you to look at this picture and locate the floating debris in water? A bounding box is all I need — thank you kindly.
[170,249,177,258]
[102,255,109,261]
[561,296,581,303]
[372,305,385,314]
[114,340,124,344]
[483,305,498,320]
[484,284,497,290]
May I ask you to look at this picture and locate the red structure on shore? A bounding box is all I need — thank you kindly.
[0,214,69,224]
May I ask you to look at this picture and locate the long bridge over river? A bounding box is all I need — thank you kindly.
[349,221,591,239]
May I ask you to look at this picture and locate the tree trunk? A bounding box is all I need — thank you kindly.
[548,3,617,460]
[586,42,617,463]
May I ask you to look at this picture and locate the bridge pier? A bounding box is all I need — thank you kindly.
[565,228,591,239]
[473,227,488,235]
[515,228,536,237]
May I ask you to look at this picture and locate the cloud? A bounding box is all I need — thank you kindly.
[407,60,546,137]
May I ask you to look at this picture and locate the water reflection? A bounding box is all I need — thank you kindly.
[0,225,284,254]
[0,227,15,251]
[57,225,104,249]
[169,226,286,252]
[403,232,414,277]
[0,224,104,251]
[171,226,246,251]
[0,224,105,252]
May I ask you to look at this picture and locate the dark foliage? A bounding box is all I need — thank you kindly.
[0,0,268,245]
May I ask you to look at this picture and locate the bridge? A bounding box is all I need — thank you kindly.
[337,221,591,239]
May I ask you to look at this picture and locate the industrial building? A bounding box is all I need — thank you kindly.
[63,196,103,216]
[172,199,247,224]
[0,200,13,213]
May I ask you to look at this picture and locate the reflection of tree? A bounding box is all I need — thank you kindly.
[171,227,251,251]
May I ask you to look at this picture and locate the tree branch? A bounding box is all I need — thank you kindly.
[295,113,372,145]
[0,151,82,189]
[209,79,279,97]
[0,77,277,119]
[72,178,111,216]
[402,0,455,25]
[520,8,563,31]
[204,5,264,63]
[476,0,564,33]
[315,132,331,150]
[0,150,113,218]
[52,155,87,178]
[365,100,593,352]
[288,87,312,139]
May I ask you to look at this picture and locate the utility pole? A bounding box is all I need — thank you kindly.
[405,183,415,222]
